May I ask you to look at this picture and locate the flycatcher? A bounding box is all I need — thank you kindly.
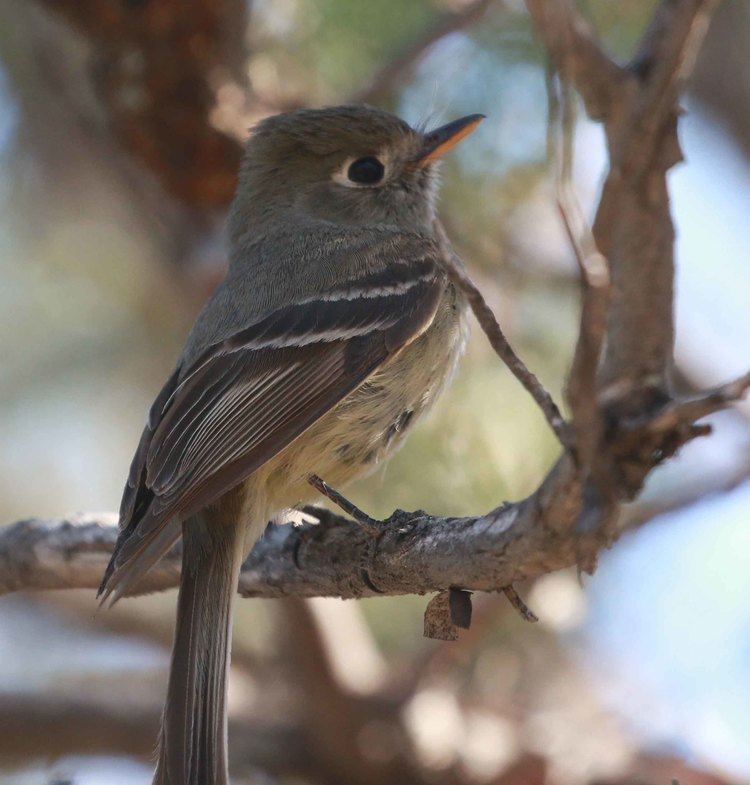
[99,104,483,785]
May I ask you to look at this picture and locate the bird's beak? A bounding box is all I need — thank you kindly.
[416,114,485,167]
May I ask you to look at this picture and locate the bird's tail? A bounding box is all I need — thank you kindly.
[152,512,246,785]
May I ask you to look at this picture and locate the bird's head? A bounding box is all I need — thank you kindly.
[229,104,483,243]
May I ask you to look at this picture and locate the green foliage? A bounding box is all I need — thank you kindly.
[251,0,436,102]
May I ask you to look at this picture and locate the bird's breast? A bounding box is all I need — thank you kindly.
[263,283,468,508]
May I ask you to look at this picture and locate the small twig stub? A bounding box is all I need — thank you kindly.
[502,586,539,623]
[307,474,381,534]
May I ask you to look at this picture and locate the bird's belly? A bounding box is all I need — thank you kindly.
[264,289,468,509]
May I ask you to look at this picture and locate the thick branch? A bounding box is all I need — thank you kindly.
[527,1,720,409]
[0,465,579,598]
[628,0,722,177]
[0,513,180,597]
[593,1,719,404]
[524,0,625,120]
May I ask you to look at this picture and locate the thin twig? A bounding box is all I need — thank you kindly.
[307,474,381,534]
[628,371,750,435]
[502,586,539,623]
[434,220,573,451]
[545,66,611,467]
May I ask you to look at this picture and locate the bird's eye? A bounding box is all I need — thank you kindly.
[347,156,385,185]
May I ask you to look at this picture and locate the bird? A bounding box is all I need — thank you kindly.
[98,104,483,785]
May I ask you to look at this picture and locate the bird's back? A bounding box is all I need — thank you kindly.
[181,221,441,370]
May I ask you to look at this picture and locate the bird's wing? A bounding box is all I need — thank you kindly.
[100,250,444,602]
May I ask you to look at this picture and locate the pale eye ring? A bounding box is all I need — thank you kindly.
[347,156,385,185]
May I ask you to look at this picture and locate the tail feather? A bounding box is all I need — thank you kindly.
[99,517,182,607]
[153,513,245,785]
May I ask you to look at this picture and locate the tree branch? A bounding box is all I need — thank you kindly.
[434,220,572,450]
[546,66,611,468]
[524,0,626,120]
[626,372,750,435]
[628,0,722,173]
[591,1,719,405]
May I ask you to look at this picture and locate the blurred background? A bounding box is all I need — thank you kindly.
[1,0,749,783]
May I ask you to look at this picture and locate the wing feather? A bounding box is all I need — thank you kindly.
[100,244,444,601]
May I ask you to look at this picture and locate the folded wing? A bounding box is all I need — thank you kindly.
[100,252,443,602]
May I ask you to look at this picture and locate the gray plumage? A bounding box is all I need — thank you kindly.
[100,104,481,785]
